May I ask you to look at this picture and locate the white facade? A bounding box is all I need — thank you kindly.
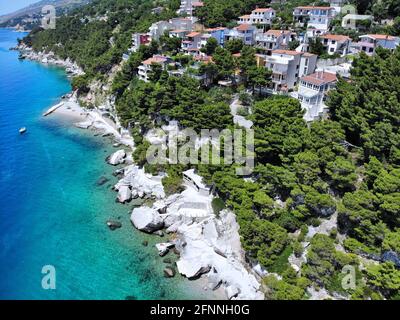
[320,34,351,56]
[293,6,336,35]
[138,55,169,82]
[262,50,317,92]
[255,30,292,53]
[238,8,276,26]
[224,24,257,46]
[297,71,337,121]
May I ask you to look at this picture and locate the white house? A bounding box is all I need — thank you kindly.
[297,71,337,121]
[238,8,276,26]
[293,6,336,36]
[320,34,351,56]
[255,29,293,54]
[177,0,204,16]
[138,55,170,82]
[131,33,151,52]
[149,17,196,41]
[224,24,257,46]
[262,50,317,92]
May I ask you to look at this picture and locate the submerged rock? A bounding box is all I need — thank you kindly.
[130,207,164,233]
[107,220,122,231]
[96,176,109,186]
[163,266,176,278]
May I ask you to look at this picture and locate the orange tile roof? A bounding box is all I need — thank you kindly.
[364,34,396,41]
[192,1,204,7]
[266,29,291,37]
[272,49,302,55]
[187,32,201,38]
[301,71,337,85]
[236,24,253,31]
[142,56,168,65]
[321,34,350,41]
[239,15,251,19]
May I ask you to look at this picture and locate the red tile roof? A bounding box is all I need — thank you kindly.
[363,34,396,41]
[301,71,337,85]
[236,24,253,31]
[142,55,168,65]
[321,34,350,41]
[186,32,202,38]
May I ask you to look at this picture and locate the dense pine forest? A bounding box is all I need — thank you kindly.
[22,0,400,299]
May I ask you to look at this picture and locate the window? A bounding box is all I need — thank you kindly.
[330,48,334,52]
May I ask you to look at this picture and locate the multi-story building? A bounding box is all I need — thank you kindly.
[138,55,170,82]
[181,31,203,53]
[320,34,351,56]
[131,33,151,52]
[205,27,226,45]
[297,71,337,121]
[177,0,204,16]
[149,17,196,41]
[169,29,190,39]
[224,24,257,46]
[352,34,400,55]
[260,50,317,92]
[255,29,293,54]
[238,8,276,26]
[293,6,336,36]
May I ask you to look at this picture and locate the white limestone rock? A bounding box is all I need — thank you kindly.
[130,207,164,233]
[108,149,126,165]
[155,242,174,256]
[117,185,131,203]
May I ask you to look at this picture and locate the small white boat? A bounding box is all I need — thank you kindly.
[19,127,27,134]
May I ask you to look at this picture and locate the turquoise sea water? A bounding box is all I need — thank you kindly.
[0,29,209,300]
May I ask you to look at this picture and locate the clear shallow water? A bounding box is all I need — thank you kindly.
[0,29,209,300]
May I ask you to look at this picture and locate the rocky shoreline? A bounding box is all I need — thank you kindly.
[19,45,264,300]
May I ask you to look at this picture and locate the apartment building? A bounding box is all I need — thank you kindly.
[297,71,337,121]
[261,50,317,92]
[320,34,351,56]
[205,27,226,45]
[181,31,203,53]
[225,24,257,46]
[255,29,293,54]
[131,33,151,52]
[293,6,336,35]
[177,0,204,16]
[138,55,170,82]
[238,8,276,26]
[149,17,196,41]
[352,34,400,55]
